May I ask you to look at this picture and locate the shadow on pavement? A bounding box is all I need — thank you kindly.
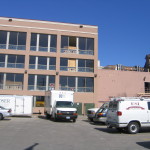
[137,141,150,149]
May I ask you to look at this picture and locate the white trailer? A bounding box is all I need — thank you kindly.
[0,95,33,116]
[44,90,78,122]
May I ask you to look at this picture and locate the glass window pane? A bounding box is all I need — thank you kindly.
[61,36,68,48]
[0,54,5,62]
[78,59,85,67]
[30,33,37,46]
[29,56,36,64]
[37,75,46,86]
[68,77,75,87]
[78,77,85,87]
[0,73,4,84]
[51,35,57,48]
[86,78,94,87]
[39,34,48,47]
[28,75,35,85]
[38,57,47,65]
[16,55,25,63]
[18,32,26,45]
[6,73,14,85]
[0,31,7,44]
[9,31,17,45]
[49,57,56,65]
[60,76,67,86]
[8,55,16,63]
[79,37,86,50]
[86,60,94,67]
[87,38,94,50]
[49,75,55,84]
[69,36,76,47]
[15,74,23,85]
[60,58,68,66]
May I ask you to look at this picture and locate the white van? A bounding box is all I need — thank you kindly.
[106,97,150,134]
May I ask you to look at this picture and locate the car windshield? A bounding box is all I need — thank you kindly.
[56,101,74,108]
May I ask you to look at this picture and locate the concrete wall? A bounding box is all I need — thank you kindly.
[95,69,150,107]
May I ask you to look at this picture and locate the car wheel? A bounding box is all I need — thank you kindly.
[0,113,4,120]
[73,119,76,123]
[127,122,139,134]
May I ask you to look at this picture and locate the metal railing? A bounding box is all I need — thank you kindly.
[0,84,23,90]
[8,44,26,50]
[61,48,94,55]
[30,46,56,52]
[7,63,24,68]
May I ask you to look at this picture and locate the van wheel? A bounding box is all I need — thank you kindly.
[0,113,4,120]
[128,122,139,134]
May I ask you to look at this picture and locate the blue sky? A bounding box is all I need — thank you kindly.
[1,0,150,67]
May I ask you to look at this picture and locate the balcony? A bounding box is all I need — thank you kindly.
[0,84,23,90]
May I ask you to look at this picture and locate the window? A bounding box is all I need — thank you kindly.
[78,77,94,92]
[39,34,48,51]
[145,82,150,93]
[0,31,7,49]
[49,57,56,70]
[79,37,94,55]
[30,33,57,52]
[60,58,68,71]
[28,75,35,90]
[78,59,94,72]
[59,76,75,91]
[28,75,55,91]
[0,73,4,89]
[0,54,5,67]
[59,76,94,92]
[30,33,37,51]
[9,31,26,50]
[37,75,46,90]
[38,56,47,70]
[61,36,77,53]
[29,56,56,70]
[5,73,23,90]
[7,55,25,68]
[29,56,36,69]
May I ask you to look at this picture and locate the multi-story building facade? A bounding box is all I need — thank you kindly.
[0,17,98,114]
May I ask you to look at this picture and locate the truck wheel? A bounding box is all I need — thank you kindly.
[54,114,57,122]
[128,122,139,134]
[0,113,4,120]
[73,119,76,123]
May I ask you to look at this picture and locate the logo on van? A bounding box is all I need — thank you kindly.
[126,106,145,110]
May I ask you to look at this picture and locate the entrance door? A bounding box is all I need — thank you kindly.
[74,103,82,115]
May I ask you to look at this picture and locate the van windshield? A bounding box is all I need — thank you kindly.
[56,101,74,108]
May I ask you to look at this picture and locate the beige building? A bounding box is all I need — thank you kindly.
[0,17,98,115]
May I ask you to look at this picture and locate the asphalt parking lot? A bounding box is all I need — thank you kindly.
[0,115,150,150]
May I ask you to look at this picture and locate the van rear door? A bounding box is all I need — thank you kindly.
[107,101,118,124]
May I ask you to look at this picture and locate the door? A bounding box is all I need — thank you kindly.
[15,97,24,114]
[74,103,82,115]
[84,103,95,115]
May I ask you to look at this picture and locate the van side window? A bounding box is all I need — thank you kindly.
[147,102,150,110]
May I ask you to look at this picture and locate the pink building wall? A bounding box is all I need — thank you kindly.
[96,69,150,107]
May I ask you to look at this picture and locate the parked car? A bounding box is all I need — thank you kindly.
[87,108,99,122]
[0,106,12,120]
[93,102,109,124]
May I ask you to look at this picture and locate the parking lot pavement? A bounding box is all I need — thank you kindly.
[0,116,150,150]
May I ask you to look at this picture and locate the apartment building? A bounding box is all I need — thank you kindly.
[0,17,98,114]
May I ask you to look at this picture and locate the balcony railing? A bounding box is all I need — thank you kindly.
[60,66,76,72]
[61,48,94,55]
[30,46,56,52]
[8,44,26,50]
[60,66,94,72]
[7,63,24,68]
[0,44,6,49]
[59,86,93,92]
[0,84,23,90]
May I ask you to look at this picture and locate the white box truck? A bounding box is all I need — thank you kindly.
[0,95,33,116]
[106,97,150,134]
[44,90,78,122]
